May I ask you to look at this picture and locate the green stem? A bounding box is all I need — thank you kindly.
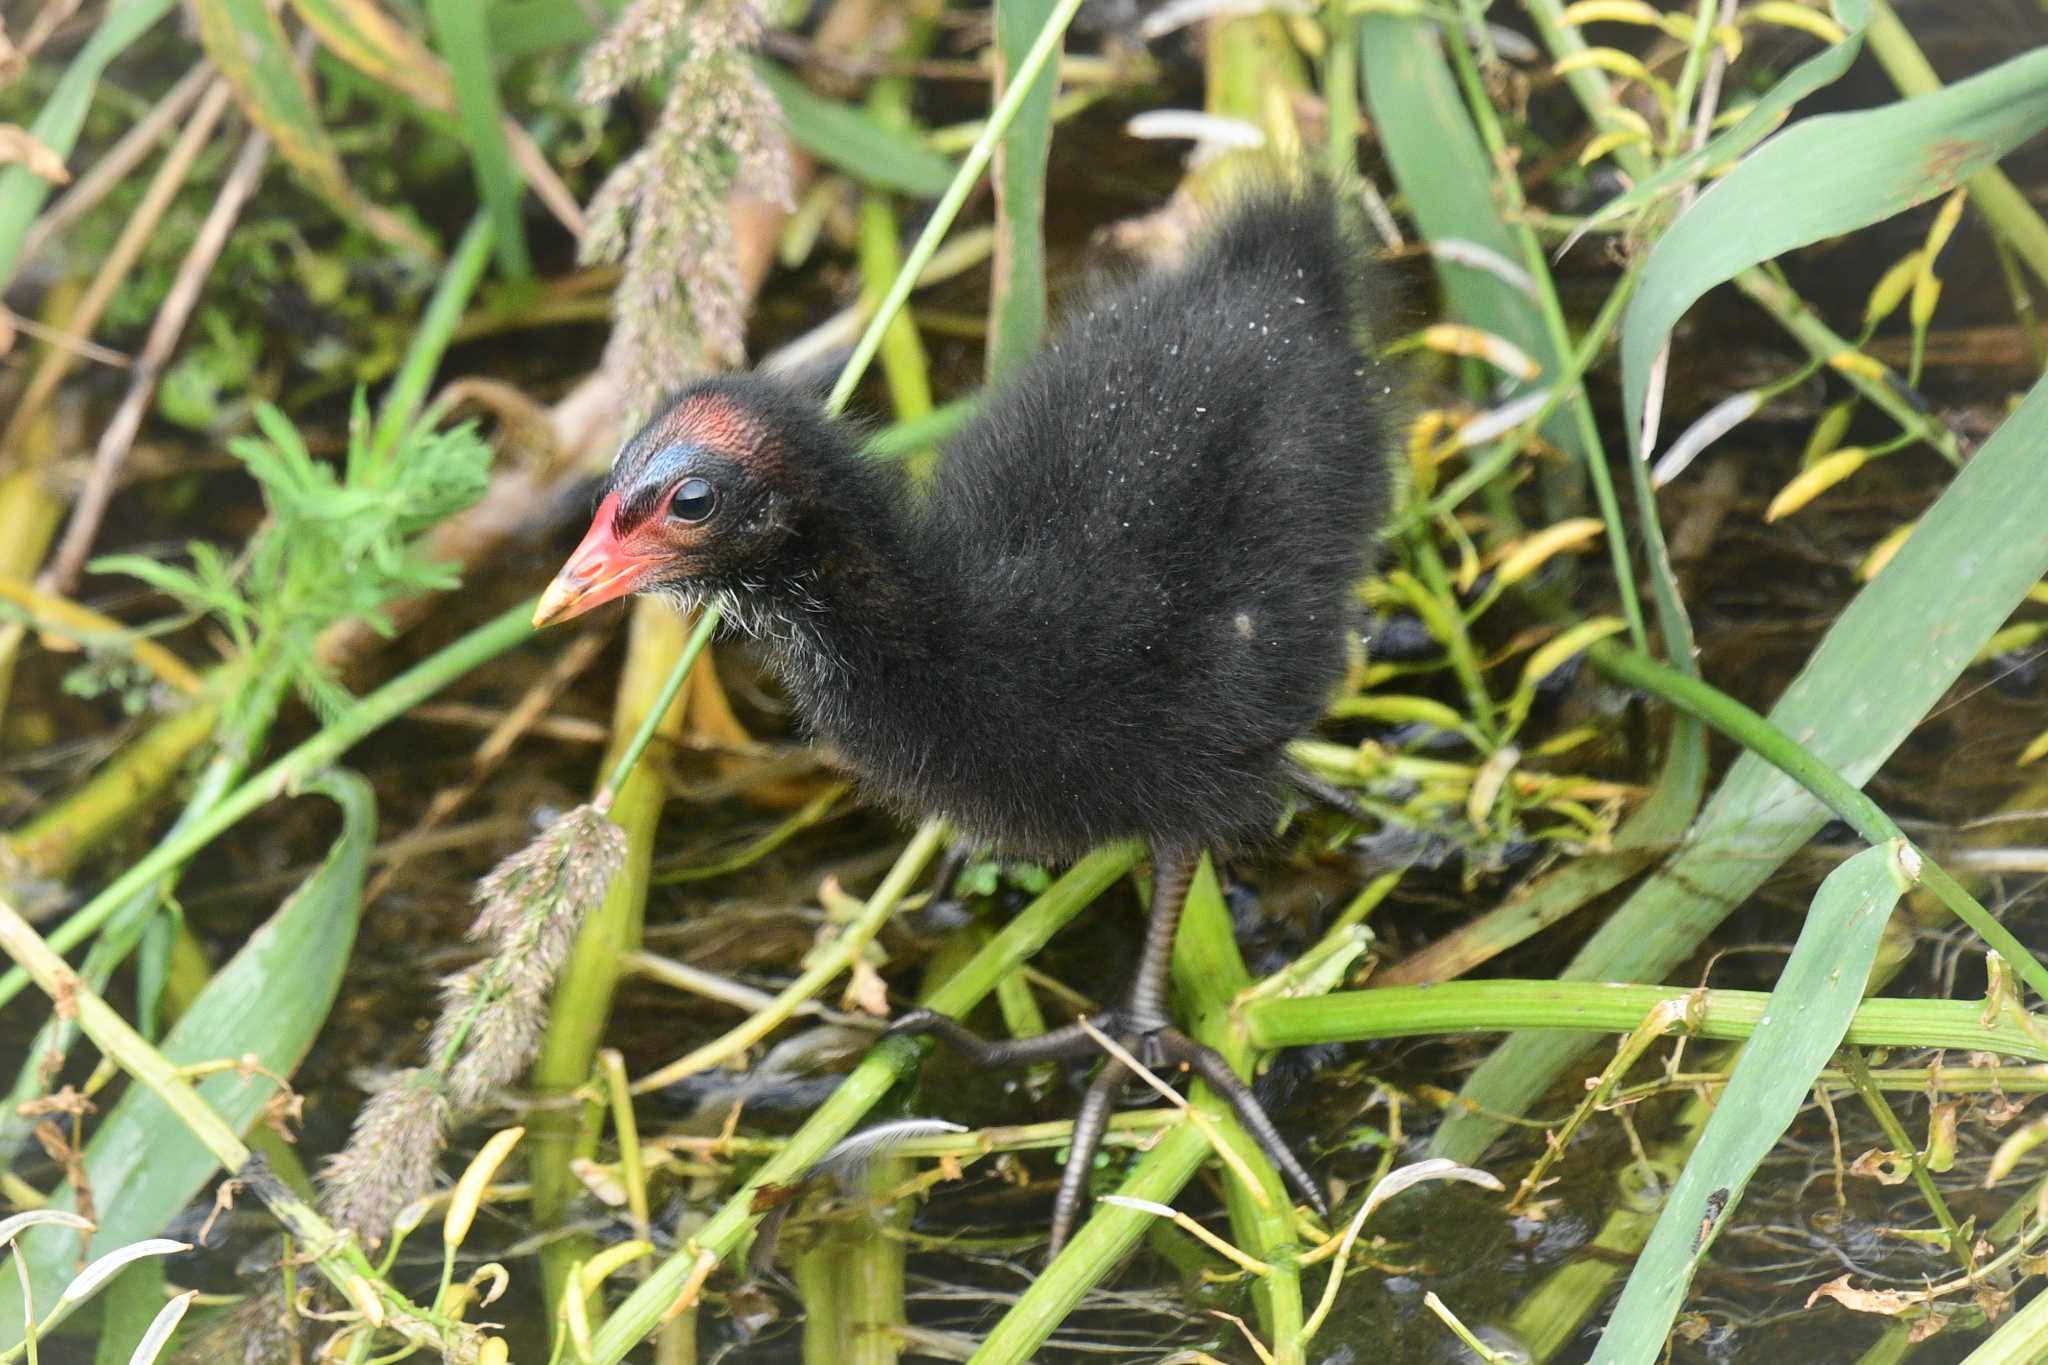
[0,673,287,1161]
[586,845,1139,1363]
[628,821,946,1093]
[1174,858,1304,1361]
[369,213,495,471]
[1400,261,1642,531]
[1437,23,1656,659]
[965,1130,1214,1364]
[0,601,536,1013]
[653,780,851,883]
[1322,1,1358,182]
[1730,268,1960,465]
[537,603,693,1323]
[824,0,1088,417]
[1,698,221,879]
[1661,0,1721,159]
[1246,981,2048,1058]
[1521,0,1962,475]
[1835,1047,1968,1268]
[1517,0,1656,181]
[0,890,451,1356]
[1399,553,1499,742]
[595,609,718,813]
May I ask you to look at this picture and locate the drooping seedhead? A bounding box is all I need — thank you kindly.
[533,379,827,627]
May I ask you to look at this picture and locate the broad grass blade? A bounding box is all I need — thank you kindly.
[1360,14,1574,456]
[1437,366,2048,1163]
[426,0,530,278]
[1620,42,2048,449]
[987,0,1059,380]
[289,0,452,111]
[0,772,374,1346]
[1594,842,1914,1363]
[755,61,958,197]
[1571,0,1872,243]
[0,0,179,286]
[188,0,431,255]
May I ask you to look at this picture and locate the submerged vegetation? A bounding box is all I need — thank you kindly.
[2,0,2048,1361]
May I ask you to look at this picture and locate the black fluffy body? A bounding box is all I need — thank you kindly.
[607,188,1392,859]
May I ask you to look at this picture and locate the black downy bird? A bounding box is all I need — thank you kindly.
[535,185,1393,1250]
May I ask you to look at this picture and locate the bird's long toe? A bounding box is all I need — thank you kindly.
[885,1007,1323,1251]
[1159,1027,1328,1217]
[1049,1058,1130,1255]
[885,1010,1105,1068]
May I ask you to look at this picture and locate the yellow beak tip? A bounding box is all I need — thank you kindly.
[532,580,581,630]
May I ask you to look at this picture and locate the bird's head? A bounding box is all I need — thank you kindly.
[534,380,817,628]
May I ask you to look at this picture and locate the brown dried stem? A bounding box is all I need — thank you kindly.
[14,63,215,279]
[0,76,233,464]
[39,123,272,596]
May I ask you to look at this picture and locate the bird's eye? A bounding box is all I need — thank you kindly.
[669,476,718,524]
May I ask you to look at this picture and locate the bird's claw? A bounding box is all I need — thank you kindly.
[882,1007,1326,1255]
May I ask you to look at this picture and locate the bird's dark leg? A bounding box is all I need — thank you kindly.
[885,841,1327,1255]
[1117,843,1328,1226]
[882,1014,1098,1068]
[913,836,979,931]
[929,837,974,899]
[1049,1056,1131,1249]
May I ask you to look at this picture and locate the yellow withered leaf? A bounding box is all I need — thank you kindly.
[1553,47,1654,85]
[1922,188,1968,264]
[1746,1,1847,43]
[1858,520,1917,580]
[1604,106,1655,140]
[1560,1,1663,26]
[1493,518,1607,586]
[1330,694,1472,733]
[1864,250,1921,329]
[1827,350,1888,381]
[341,1274,386,1327]
[2020,729,2048,766]
[1766,448,1868,522]
[1420,324,1541,381]
[444,1124,526,1247]
[1581,129,1650,167]
[581,1239,656,1293]
[1910,271,1943,330]
[1801,398,1857,467]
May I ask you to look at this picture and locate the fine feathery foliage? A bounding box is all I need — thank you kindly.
[578,0,794,413]
[91,393,491,727]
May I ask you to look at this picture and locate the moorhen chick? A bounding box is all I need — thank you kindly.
[535,185,1391,1250]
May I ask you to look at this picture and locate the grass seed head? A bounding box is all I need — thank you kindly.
[320,1069,452,1244]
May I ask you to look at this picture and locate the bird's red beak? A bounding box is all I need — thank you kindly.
[533,493,659,628]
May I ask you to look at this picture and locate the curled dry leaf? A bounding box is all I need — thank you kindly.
[843,955,891,1017]
[1805,1273,1916,1316]
[0,124,68,183]
[1848,1147,1913,1185]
